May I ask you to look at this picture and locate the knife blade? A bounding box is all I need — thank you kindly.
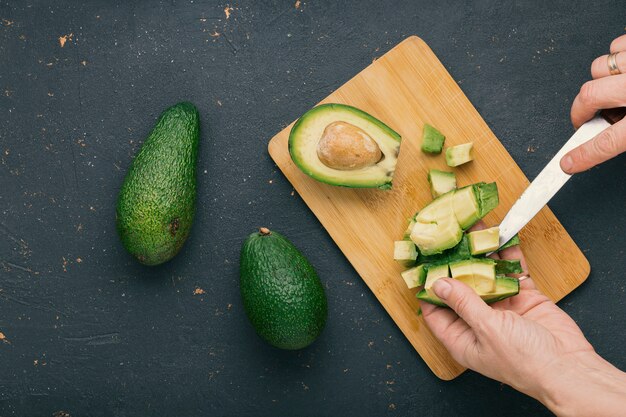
[496,109,624,250]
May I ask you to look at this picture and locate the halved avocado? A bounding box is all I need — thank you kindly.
[288,103,401,189]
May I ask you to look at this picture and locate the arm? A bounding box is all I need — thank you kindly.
[421,243,626,416]
[560,34,626,173]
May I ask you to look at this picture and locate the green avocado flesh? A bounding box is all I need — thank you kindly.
[499,234,520,251]
[468,227,500,255]
[428,169,456,198]
[417,276,519,307]
[409,182,499,255]
[288,103,401,189]
[116,102,199,265]
[240,229,327,350]
[394,240,418,267]
[421,124,445,154]
[449,258,496,293]
[446,142,474,167]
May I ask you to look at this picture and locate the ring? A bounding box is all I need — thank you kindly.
[608,52,622,75]
[517,275,531,282]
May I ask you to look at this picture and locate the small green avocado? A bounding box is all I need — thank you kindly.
[240,228,327,350]
[116,102,200,266]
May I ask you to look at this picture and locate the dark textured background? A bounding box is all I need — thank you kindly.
[1,1,625,416]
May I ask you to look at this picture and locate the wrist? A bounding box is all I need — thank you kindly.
[537,352,626,417]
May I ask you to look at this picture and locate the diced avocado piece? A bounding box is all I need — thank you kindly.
[288,103,401,189]
[449,258,496,293]
[445,142,474,167]
[417,275,519,307]
[420,124,445,154]
[495,259,523,275]
[452,183,499,229]
[428,169,456,198]
[452,186,481,229]
[394,240,418,267]
[401,265,427,289]
[468,227,500,255]
[499,234,520,251]
[476,182,499,217]
[403,219,416,240]
[414,192,455,223]
[410,217,463,256]
[423,263,450,302]
[471,258,497,293]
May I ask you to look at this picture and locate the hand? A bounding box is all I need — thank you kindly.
[560,34,626,174]
[421,228,626,416]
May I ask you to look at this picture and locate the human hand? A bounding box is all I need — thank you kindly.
[421,226,626,415]
[560,34,626,174]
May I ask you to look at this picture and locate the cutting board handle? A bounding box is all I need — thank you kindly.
[600,107,626,125]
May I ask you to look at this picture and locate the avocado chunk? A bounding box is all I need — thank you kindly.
[410,183,498,255]
[449,258,496,293]
[499,234,520,251]
[468,227,500,255]
[421,124,446,154]
[446,142,474,167]
[288,103,401,189]
[116,102,200,265]
[428,169,456,198]
[417,275,519,307]
[424,263,450,292]
[240,228,327,350]
[495,259,524,274]
[401,265,427,289]
[394,240,418,267]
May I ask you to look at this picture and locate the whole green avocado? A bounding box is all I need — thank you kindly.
[240,228,327,350]
[116,102,200,266]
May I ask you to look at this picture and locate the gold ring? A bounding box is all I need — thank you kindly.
[517,275,531,282]
[608,52,621,75]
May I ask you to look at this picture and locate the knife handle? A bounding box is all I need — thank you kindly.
[600,107,626,125]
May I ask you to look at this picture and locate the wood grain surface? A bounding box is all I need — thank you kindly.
[268,36,590,380]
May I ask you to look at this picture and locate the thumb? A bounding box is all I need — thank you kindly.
[560,119,626,174]
[432,278,493,329]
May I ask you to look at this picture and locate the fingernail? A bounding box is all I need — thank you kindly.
[433,279,452,299]
[561,155,573,173]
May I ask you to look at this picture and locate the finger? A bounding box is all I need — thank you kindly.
[561,118,626,174]
[431,278,493,330]
[570,74,626,128]
[467,220,487,232]
[421,301,477,364]
[610,34,626,53]
[591,52,626,78]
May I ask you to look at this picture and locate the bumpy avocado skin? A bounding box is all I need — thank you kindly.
[240,230,328,350]
[116,102,200,266]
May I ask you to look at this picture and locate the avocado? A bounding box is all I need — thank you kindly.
[240,228,327,350]
[288,103,401,189]
[409,183,499,255]
[449,258,496,293]
[421,124,445,154]
[402,219,417,240]
[445,142,474,167]
[468,226,500,255]
[400,265,426,289]
[428,169,456,198]
[499,234,520,251]
[495,259,524,274]
[116,102,200,265]
[394,240,418,267]
[417,276,519,307]
[423,263,450,293]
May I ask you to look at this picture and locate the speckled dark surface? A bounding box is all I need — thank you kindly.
[1,1,625,416]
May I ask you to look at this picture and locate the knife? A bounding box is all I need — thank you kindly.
[496,107,626,250]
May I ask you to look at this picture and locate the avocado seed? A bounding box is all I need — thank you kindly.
[316,121,382,170]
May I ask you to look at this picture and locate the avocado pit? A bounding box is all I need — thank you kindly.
[316,121,382,170]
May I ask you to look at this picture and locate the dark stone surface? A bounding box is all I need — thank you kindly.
[1,1,625,416]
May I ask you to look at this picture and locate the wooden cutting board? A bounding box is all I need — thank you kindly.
[268,36,590,380]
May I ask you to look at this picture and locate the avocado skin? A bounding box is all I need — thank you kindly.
[240,230,327,350]
[116,102,200,266]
